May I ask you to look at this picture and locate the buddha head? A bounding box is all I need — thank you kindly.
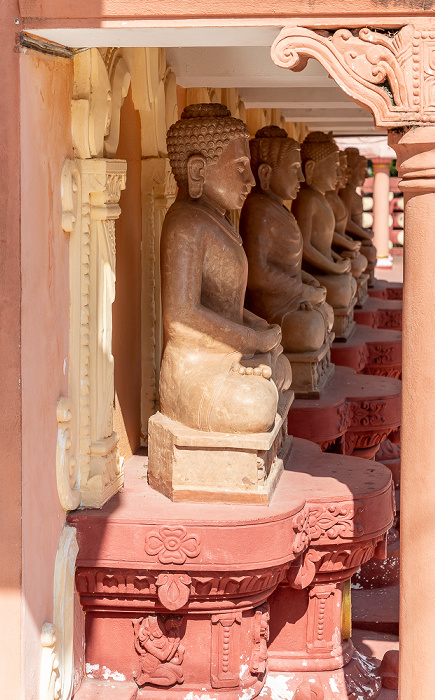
[249,125,304,201]
[300,131,340,194]
[344,147,368,187]
[337,152,349,190]
[167,103,254,211]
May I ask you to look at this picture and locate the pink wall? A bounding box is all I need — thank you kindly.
[20,49,73,696]
[0,3,23,698]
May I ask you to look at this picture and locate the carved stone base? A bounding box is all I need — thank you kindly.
[288,366,402,456]
[355,272,369,308]
[147,391,294,504]
[284,333,335,398]
[368,280,403,302]
[332,297,356,340]
[354,297,402,331]
[68,439,393,699]
[331,325,402,379]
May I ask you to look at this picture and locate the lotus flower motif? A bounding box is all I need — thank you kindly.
[144,526,201,564]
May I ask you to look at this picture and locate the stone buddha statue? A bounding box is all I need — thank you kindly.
[326,151,368,280]
[291,132,357,337]
[159,104,292,435]
[239,125,333,357]
[339,147,377,283]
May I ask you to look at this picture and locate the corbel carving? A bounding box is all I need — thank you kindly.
[271,23,435,128]
[60,158,126,509]
[72,48,131,159]
[211,611,242,688]
[40,526,79,700]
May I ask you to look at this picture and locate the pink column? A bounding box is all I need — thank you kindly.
[389,127,435,700]
[372,157,393,267]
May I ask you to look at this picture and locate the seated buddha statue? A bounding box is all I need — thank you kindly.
[339,147,377,281]
[326,150,368,280]
[291,132,356,310]
[239,125,333,355]
[159,104,292,435]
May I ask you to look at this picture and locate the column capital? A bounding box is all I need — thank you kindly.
[271,24,435,129]
[389,126,435,192]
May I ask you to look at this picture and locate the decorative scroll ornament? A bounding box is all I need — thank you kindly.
[39,624,61,700]
[308,502,364,540]
[144,526,201,564]
[271,24,435,128]
[132,615,185,688]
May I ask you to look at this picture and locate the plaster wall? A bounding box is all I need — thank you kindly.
[20,49,73,697]
[113,86,143,458]
[0,3,23,698]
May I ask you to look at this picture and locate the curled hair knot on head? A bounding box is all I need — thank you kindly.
[300,131,339,165]
[249,125,300,183]
[166,103,250,185]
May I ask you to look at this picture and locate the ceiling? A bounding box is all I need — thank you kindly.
[29,25,381,136]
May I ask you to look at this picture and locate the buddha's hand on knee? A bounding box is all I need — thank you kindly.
[230,361,272,379]
[256,324,282,353]
[342,250,357,260]
[298,301,314,311]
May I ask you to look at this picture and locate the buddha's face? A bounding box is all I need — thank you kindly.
[192,137,255,211]
[268,149,304,201]
[310,151,340,194]
[356,157,368,187]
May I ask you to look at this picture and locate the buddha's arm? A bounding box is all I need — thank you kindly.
[162,220,261,354]
[345,216,374,241]
[340,189,374,241]
[293,196,345,275]
[333,231,360,251]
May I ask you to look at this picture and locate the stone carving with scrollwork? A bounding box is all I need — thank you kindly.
[272,23,435,129]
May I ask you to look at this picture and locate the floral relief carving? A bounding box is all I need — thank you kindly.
[132,615,185,688]
[144,526,201,564]
[271,24,435,129]
[366,344,394,365]
[308,502,364,541]
[348,400,387,428]
[292,506,311,555]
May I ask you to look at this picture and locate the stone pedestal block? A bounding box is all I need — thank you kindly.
[332,297,356,340]
[284,333,335,398]
[356,272,369,308]
[147,390,293,504]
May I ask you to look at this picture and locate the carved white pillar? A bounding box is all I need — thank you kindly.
[61,158,127,509]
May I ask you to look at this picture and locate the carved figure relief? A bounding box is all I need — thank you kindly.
[211,611,242,688]
[250,604,270,676]
[144,526,201,564]
[133,615,185,687]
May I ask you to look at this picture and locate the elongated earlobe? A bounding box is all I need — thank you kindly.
[258,163,272,191]
[304,160,315,186]
[187,155,206,199]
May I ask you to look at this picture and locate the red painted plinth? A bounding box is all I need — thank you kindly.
[68,439,394,700]
[368,280,403,301]
[331,325,402,379]
[288,366,401,456]
[354,297,402,331]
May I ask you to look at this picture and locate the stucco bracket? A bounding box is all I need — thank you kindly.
[271,24,435,129]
